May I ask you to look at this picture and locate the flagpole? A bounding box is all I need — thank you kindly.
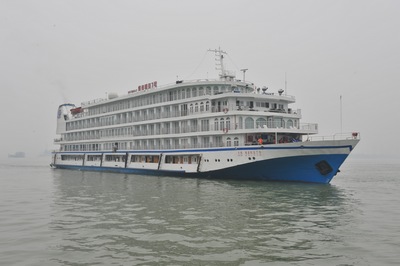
[340,95,343,134]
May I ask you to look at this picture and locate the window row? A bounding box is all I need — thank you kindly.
[67,101,211,131]
[87,85,233,116]
[63,117,299,142]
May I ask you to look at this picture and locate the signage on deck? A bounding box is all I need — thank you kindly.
[128,81,158,94]
[138,81,157,91]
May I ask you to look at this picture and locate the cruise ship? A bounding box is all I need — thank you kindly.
[51,48,360,183]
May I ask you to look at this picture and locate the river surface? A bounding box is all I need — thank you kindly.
[0,157,399,265]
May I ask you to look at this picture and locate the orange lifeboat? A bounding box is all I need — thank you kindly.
[70,107,83,115]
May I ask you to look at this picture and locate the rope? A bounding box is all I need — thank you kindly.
[184,50,209,79]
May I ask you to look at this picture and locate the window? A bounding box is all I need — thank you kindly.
[201,120,209,131]
[226,117,231,130]
[274,117,282,128]
[164,139,171,149]
[214,118,219,131]
[245,117,254,129]
[256,118,267,128]
[234,138,239,146]
[226,137,232,147]
[195,103,199,112]
[202,137,210,148]
[200,102,204,112]
[181,138,189,148]
[213,86,219,95]
[220,118,225,130]
[206,101,210,111]
[181,104,188,116]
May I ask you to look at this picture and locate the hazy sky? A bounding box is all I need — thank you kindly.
[1,0,399,159]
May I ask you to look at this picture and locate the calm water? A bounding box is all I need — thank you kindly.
[0,157,399,265]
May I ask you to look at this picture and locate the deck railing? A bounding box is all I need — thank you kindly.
[305,132,360,141]
[60,122,319,143]
[66,105,302,131]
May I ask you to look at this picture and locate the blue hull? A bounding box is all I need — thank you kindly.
[193,154,348,183]
[53,153,348,184]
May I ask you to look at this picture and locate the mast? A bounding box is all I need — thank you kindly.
[208,47,235,81]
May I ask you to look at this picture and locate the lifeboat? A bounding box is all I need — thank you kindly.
[70,107,83,115]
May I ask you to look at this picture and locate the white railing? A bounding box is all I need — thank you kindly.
[301,123,318,132]
[58,122,320,143]
[66,106,302,131]
[305,132,360,141]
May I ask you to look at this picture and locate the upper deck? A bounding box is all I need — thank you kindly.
[73,79,296,120]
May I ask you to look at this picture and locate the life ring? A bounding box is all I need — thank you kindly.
[223,108,229,114]
[223,128,228,133]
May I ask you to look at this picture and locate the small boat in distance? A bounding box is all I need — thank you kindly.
[8,152,25,158]
[51,48,360,183]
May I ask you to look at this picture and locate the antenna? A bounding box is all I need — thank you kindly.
[240,69,248,82]
[285,72,287,95]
